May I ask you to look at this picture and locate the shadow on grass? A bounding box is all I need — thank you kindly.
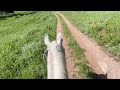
[88,72,107,79]
[0,11,38,20]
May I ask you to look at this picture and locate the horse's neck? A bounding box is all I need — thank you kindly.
[47,48,68,79]
[53,51,68,79]
[47,50,54,79]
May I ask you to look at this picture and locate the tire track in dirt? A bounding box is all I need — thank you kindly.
[54,13,81,79]
[56,12,120,79]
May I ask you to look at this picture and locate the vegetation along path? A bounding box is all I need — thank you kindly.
[55,12,120,79]
[54,13,81,79]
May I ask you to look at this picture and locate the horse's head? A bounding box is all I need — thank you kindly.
[44,32,65,56]
[44,32,68,79]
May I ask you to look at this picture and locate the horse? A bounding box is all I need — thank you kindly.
[44,32,68,79]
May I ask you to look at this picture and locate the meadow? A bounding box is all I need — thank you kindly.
[0,11,56,79]
[1,11,120,79]
[62,11,120,61]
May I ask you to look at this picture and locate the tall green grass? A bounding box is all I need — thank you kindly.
[0,11,56,79]
[62,11,120,61]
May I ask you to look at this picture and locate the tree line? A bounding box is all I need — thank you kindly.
[0,11,15,15]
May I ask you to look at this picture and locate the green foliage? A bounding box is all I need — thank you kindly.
[0,11,56,79]
[62,11,120,60]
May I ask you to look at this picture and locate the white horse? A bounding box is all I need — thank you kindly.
[44,32,68,79]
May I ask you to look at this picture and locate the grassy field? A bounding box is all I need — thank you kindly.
[0,11,56,79]
[1,11,120,79]
[62,11,120,61]
[58,14,95,79]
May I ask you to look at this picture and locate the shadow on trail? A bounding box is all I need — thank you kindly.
[0,11,38,20]
[88,72,108,79]
[92,73,107,79]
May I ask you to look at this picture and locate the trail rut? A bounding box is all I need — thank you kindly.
[54,13,81,79]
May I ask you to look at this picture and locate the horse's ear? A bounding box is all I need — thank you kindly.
[57,32,63,45]
[44,33,50,46]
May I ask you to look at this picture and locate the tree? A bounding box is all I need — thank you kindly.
[4,11,15,15]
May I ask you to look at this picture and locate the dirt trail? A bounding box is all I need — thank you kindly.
[54,13,81,79]
[56,12,120,79]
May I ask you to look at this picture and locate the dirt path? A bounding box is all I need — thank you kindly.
[54,13,81,79]
[56,12,120,79]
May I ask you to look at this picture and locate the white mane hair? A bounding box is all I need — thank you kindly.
[44,32,68,79]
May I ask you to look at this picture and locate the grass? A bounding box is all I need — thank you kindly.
[62,11,120,61]
[58,14,94,79]
[0,11,56,79]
